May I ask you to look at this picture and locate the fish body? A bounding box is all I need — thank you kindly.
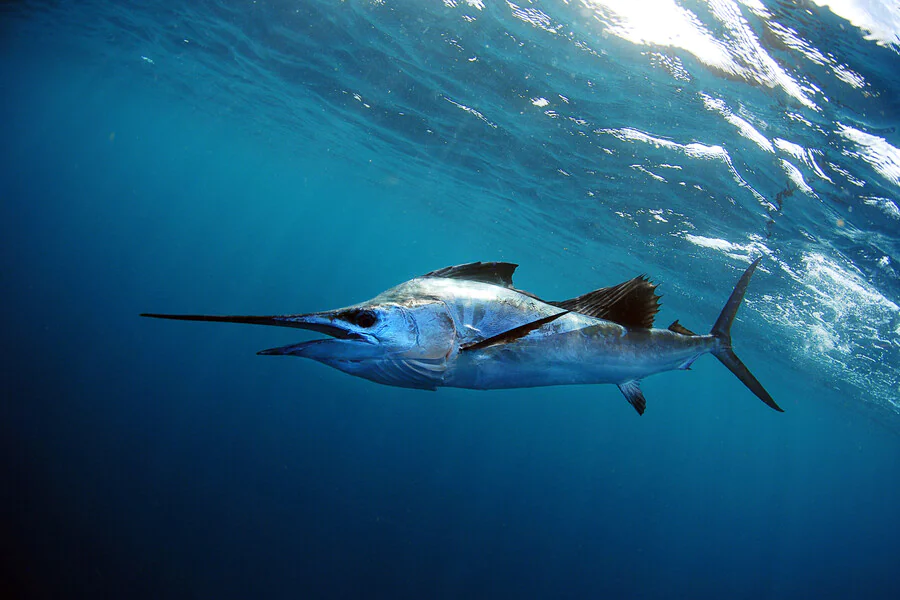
[445,323,717,390]
[142,259,781,415]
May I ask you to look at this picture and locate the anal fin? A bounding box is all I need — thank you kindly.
[618,381,646,415]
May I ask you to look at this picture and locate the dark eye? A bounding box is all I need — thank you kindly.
[347,309,377,328]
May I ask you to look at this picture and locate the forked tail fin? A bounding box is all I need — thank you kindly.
[710,258,784,412]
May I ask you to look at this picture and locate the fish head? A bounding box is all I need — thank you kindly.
[256,294,457,389]
[143,283,458,388]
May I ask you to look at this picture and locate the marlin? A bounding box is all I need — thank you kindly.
[142,258,782,414]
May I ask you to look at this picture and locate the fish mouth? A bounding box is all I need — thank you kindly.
[274,319,364,341]
[255,314,381,360]
[256,337,381,360]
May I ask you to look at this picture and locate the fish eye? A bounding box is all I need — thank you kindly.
[344,309,377,328]
[356,310,377,328]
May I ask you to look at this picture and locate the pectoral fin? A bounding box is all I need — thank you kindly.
[618,381,646,415]
[460,310,570,352]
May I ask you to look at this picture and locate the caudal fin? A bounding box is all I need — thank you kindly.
[710,258,784,412]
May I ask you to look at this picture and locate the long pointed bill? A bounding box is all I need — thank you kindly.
[140,312,356,339]
[140,311,380,360]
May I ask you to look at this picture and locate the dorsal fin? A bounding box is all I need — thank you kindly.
[549,275,660,329]
[668,320,697,336]
[421,262,518,287]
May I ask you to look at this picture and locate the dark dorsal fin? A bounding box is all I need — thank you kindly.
[460,311,570,353]
[422,262,518,288]
[668,320,697,336]
[549,275,660,329]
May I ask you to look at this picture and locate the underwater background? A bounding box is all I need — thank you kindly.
[2,0,899,598]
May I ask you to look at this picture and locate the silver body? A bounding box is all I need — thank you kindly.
[300,276,717,391]
[143,258,782,414]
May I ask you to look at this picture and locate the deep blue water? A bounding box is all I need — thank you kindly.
[2,1,899,598]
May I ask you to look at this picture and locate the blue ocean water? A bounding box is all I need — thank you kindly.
[2,0,899,598]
